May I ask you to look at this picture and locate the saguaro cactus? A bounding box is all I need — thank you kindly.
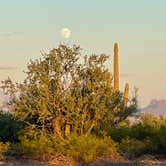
[114,43,119,92]
[124,83,129,106]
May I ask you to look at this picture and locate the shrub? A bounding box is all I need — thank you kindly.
[11,135,55,160]
[0,142,10,160]
[109,127,131,142]
[120,137,154,158]
[110,115,166,157]
[0,111,23,142]
[12,134,120,163]
[53,134,120,163]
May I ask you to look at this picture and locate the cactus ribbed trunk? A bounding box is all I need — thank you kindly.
[124,83,129,106]
[114,43,119,92]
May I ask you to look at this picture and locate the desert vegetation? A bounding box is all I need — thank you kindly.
[0,44,165,164]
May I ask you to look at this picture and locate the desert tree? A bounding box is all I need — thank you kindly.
[1,44,137,139]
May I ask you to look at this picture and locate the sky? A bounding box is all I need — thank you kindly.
[0,0,166,107]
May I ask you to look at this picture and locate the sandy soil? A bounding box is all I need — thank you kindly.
[0,161,47,166]
[1,155,166,166]
[1,160,166,166]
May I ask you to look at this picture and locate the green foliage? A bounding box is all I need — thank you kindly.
[120,137,153,158]
[9,134,120,163]
[110,115,166,157]
[12,136,55,159]
[0,44,138,162]
[0,142,10,160]
[51,134,120,163]
[1,44,137,139]
[0,111,23,142]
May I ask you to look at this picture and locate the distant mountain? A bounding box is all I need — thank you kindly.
[140,99,166,116]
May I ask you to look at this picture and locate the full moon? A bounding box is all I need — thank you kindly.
[61,28,71,39]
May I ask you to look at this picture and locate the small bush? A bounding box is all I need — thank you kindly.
[120,137,151,158]
[11,135,55,160]
[53,134,120,163]
[110,115,166,157]
[0,111,23,142]
[12,134,120,163]
[0,142,10,160]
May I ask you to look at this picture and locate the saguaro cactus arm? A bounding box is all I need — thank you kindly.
[124,83,129,106]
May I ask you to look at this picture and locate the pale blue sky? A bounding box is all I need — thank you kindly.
[0,0,166,107]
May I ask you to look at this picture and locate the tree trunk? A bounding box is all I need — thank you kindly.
[65,124,70,137]
[53,120,64,139]
[85,120,95,135]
